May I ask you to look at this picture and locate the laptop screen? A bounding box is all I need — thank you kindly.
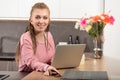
[51,44,86,69]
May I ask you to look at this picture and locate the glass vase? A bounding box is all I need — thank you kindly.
[93,37,102,59]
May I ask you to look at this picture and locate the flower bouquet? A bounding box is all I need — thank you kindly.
[75,13,115,59]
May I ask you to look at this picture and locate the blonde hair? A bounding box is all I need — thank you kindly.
[15,2,50,63]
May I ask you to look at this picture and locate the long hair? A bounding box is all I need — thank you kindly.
[15,2,50,63]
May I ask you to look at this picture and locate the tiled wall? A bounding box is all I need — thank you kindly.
[0,20,94,55]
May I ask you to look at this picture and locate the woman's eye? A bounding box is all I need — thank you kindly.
[43,16,48,20]
[35,16,41,19]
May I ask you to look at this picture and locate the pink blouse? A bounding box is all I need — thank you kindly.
[18,31,55,72]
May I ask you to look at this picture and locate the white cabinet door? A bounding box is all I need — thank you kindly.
[0,0,19,18]
[60,0,104,18]
[18,0,60,18]
[0,0,60,18]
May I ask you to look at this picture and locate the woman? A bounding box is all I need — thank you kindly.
[16,2,60,76]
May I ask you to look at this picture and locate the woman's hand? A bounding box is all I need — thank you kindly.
[44,66,61,76]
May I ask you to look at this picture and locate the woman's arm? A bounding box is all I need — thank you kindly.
[19,34,49,72]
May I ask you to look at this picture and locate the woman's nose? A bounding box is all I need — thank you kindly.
[39,18,44,23]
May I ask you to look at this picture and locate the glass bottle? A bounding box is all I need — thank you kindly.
[68,35,73,44]
[75,35,80,44]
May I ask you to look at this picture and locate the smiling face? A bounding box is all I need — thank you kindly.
[30,8,50,34]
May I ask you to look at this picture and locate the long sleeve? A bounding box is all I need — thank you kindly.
[18,31,55,72]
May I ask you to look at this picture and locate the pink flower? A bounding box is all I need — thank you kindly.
[109,16,115,25]
[80,18,87,27]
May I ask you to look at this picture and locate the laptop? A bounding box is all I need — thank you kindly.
[0,74,9,80]
[0,53,15,61]
[51,44,86,69]
[61,70,108,80]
